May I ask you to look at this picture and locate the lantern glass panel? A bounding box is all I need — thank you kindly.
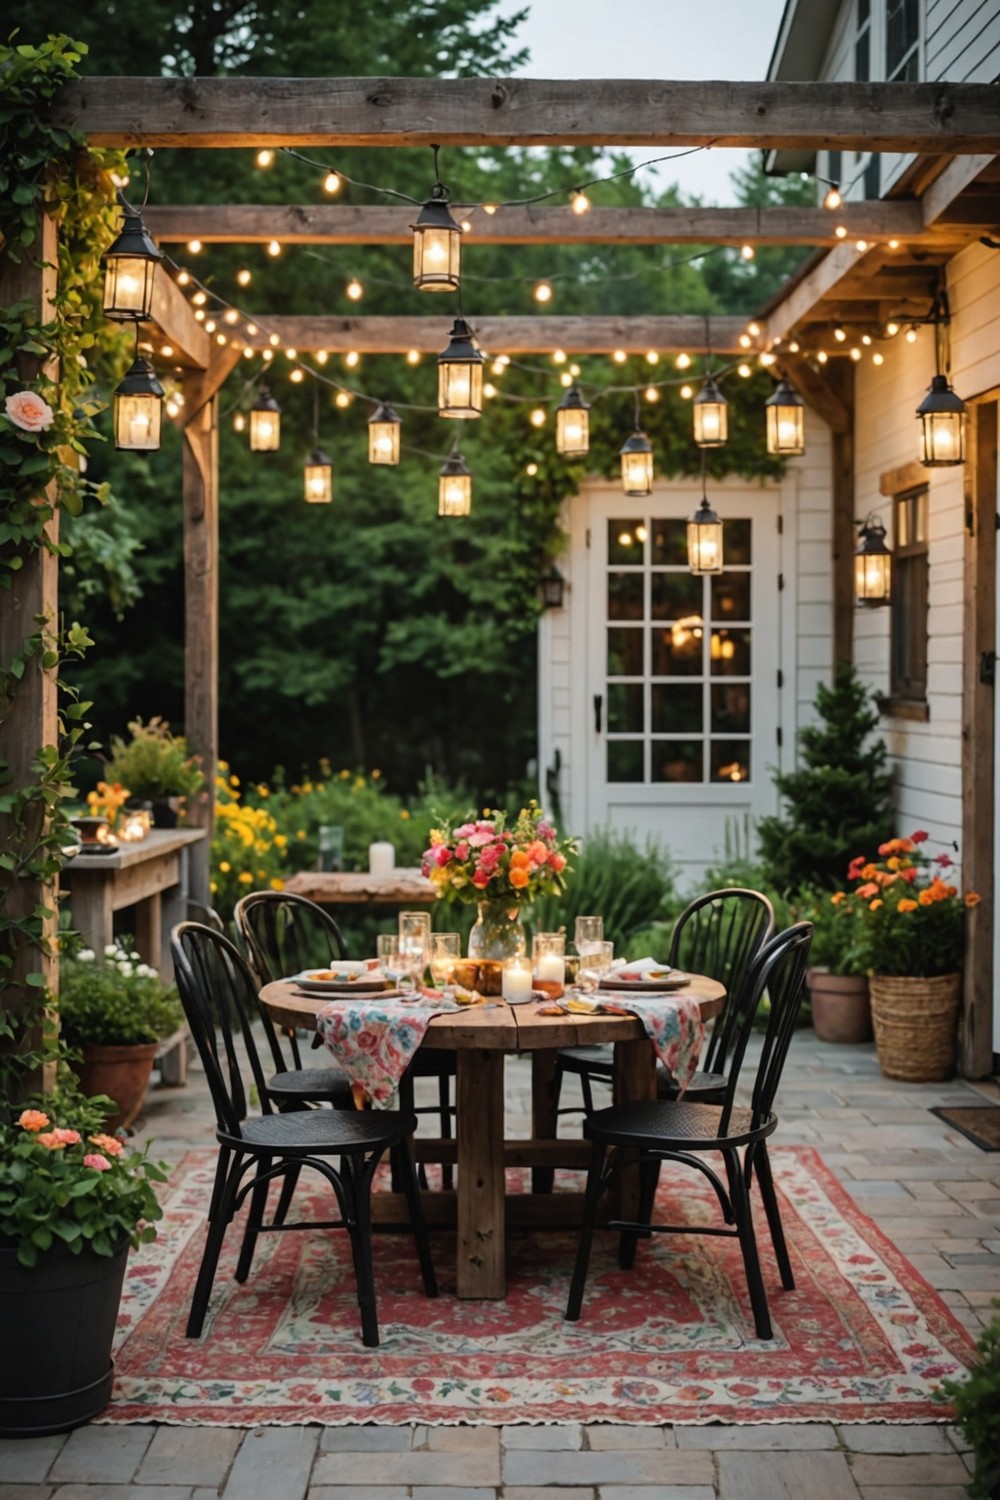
[621,448,653,496]
[304,462,332,504]
[250,408,280,451]
[556,405,589,456]
[920,409,964,466]
[103,255,157,320]
[693,397,728,447]
[369,419,400,464]
[413,224,460,291]
[438,360,483,418]
[766,402,804,456]
[687,517,724,574]
[114,392,162,452]
[855,548,891,605]
[439,472,472,515]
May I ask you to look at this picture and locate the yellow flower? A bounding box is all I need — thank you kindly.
[210,880,218,893]
[256,784,270,798]
[340,770,351,780]
[869,898,883,910]
[400,809,410,821]
[230,775,240,788]
[354,777,365,789]
[296,829,306,840]
[237,871,253,885]
[274,834,288,848]
[269,877,285,891]
[219,861,231,873]
[371,769,381,780]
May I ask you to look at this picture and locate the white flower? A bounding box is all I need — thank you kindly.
[77,948,95,962]
[117,960,135,977]
[135,964,157,979]
[104,944,118,957]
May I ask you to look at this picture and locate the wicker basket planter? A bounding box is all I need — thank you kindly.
[869,973,961,1082]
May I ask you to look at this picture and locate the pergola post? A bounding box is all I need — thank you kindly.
[181,378,220,907]
[0,212,59,1096]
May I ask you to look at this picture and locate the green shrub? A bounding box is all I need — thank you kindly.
[530,827,679,955]
[939,1303,1000,1500]
[104,716,205,806]
[59,940,184,1047]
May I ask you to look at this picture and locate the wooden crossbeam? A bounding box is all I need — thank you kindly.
[50,78,1000,152]
[921,153,998,225]
[235,315,749,355]
[146,270,210,368]
[143,201,931,247]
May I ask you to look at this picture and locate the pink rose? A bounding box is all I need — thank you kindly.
[5,390,54,433]
[53,1128,81,1145]
[434,846,452,867]
[83,1153,112,1172]
[454,841,469,861]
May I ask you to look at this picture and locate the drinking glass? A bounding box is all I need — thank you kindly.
[398,911,431,982]
[376,933,407,988]
[429,932,461,990]
[578,939,615,993]
[574,915,604,957]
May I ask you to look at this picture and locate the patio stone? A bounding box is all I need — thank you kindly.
[849,1454,970,1486]
[426,1429,501,1453]
[501,1490,594,1499]
[135,1427,242,1486]
[308,1490,410,1500]
[410,1489,496,1499]
[501,1426,584,1450]
[857,1490,969,1500]
[46,1489,194,1499]
[836,1424,953,1453]
[717,1450,858,1498]
[502,1450,712,1487]
[676,1424,838,1450]
[219,1427,318,1499]
[0,1437,67,1482]
[48,1427,153,1484]
[312,1451,501,1487]
[587,1427,674,1449]
[598,1489,715,1500]
[320,1427,415,1452]
[0,1488,55,1499]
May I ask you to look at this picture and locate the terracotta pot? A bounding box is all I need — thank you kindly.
[869,973,961,1082]
[73,1042,158,1131]
[807,969,872,1044]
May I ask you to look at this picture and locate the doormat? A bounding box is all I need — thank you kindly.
[102,1146,973,1427]
[930,1105,1000,1151]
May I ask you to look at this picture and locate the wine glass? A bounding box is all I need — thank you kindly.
[574,915,604,959]
[429,932,461,992]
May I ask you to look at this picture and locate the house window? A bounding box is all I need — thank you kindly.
[890,486,928,702]
[886,0,920,80]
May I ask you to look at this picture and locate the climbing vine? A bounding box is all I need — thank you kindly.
[0,35,128,1104]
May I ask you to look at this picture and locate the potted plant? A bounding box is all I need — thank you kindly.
[833,830,980,1081]
[799,886,872,1043]
[0,1092,166,1435]
[59,939,186,1130]
[103,716,205,828]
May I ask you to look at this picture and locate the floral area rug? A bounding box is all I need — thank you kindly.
[103,1146,972,1427]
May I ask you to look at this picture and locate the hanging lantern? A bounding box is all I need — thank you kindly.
[620,427,654,496]
[368,402,401,465]
[540,565,566,609]
[855,516,892,606]
[437,318,484,418]
[303,447,333,504]
[693,375,729,448]
[411,185,462,292]
[687,494,724,575]
[438,451,472,515]
[101,210,163,321]
[917,374,966,467]
[113,356,164,451]
[555,385,590,457]
[765,377,805,456]
[249,386,281,451]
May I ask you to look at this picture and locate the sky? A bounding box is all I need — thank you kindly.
[492,0,790,204]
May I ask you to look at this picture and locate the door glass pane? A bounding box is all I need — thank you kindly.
[711,741,752,784]
[709,628,751,676]
[711,573,750,622]
[608,519,645,565]
[608,572,644,620]
[724,519,752,565]
[651,626,702,676]
[608,683,644,733]
[651,572,702,620]
[652,684,702,733]
[711,682,751,734]
[650,740,702,783]
[607,740,643,782]
[607,627,643,676]
[650,519,688,565]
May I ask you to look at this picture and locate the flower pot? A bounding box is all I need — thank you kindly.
[807,969,872,1044]
[0,1236,129,1436]
[467,899,526,961]
[73,1041,159,1131]
[869,973,962,1082]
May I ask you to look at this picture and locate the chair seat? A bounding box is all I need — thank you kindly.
[556,1044,613,1077]
[656,1065,726,1100]
[234,1107,417,1155]
[266,1065,354,1106]
[585,1098,774,1151]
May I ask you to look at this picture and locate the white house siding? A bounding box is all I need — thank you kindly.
[926,0,1000,81]
[853,240,1000,868]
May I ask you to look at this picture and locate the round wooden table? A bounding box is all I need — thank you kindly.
[260,977,725,1299]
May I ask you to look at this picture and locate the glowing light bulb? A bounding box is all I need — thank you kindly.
[823,184,842,210]
[224,308,240,324]
[316,350,328,364]
[246,322,258,336]
[194,309,206,322]
[534,281,553,303]
[888,238,900,250]
[284,347,297,360]
[816,350,828,364]
[267,239,281,257]
[646,350,660,365]
[872,352,884,365]
[788,340,800,353]
[237,268,252,287]
[759,351,775,366]
[483,382,497,398]
[289,368,304,382]
[177,270,191,286]
[612,349,627,365]
[850,347,862,361]
[737,363,752,378]
[560,372,572,387]
[256,149,274,168]
[345,350,360,368]
[833,326,847,342]
[571,190,590,215]
[856,239,869,253]
[525,462,539,475]
[740,244,755,261]
[460,219,472,232]
[346,278,363,300]
[569,363,580,377]
[204,319,216,333]
[216,333,227,345]
[680,384,693,399]
[747,323,761,337]
[160,344,174,357]
[406,350,421,365]
[262,348,273,361]
[335,391,351,408]
[835,225,848,239]
[530,407,546,427]
[324,171,341,194]
[192,291,207,306]
[886,321,900,337]
[644,385,659,402]
[234,413,246,432]
[552,349,566,364]
[187,240,202,254]
[905,327,918,343]
[861,334,872,346]
[739,334,752,349]
[482,203,498,215]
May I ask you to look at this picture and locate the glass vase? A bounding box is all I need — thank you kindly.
[467,898,527,961]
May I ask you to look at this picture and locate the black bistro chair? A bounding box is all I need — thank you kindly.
[235,890,456,1184]
[170,921,437,1347]
[564,920,813,1342]
[550,888,775,1117]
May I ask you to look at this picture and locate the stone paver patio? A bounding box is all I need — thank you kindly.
[2,1031,996,1499]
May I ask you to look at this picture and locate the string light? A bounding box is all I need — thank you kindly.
[246,322,258,336]
[187,240,202,254]
[368,402,401,465]
[223,308,240,324]
[482,203,498,215]
[552,350,566,364]
[525,462,539,475]
[886,321,900,336]
[406,350,421,365]
[888,238,900,250]
[646,350,660,365]
[822,184,842,210]
[872,351,884,365]
[816,350,828,364]
[323,171,341,194]
[835,225,848,239]
[738,334,752,349]
[269,333,281,346]
[316,350,328,364]
[850,347,862,361]
[204,319,217,333]
[344,350,360,368]
[289,368,304,383]
[346,278,364,300]
[237,268,252,286]
[233,412,246,432]
[483,382,497,398]
[675,353,689,369]
[559,371,572,387]
[284,347,297,359]
[747,323,761,337]
[160,344,174,357]
[334,391,352,408]
[905,327,918,343]
[177,270,191,286]
[192,291,207,306]
[680,383,694,399]
[612,350,627,364]
[530,407,547,427]
[856,239,869,253]
[740,244,755,261]
[737,363,752,377]
[833,326,847,342]
[267,239,281,257]
[571,189,591,215]
[534,281,553,303]
[255,149,274,168]
[644,385,660,402]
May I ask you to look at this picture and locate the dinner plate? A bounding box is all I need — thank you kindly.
[308,987,405,1001]
[599,971,692,992]
[293,968,387,995]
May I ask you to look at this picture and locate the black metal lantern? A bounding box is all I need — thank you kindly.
[765,377,805,456]
[555,385,590,457]
[249,386,281,451]
[368,402,401,465]
[855,516,892,606]
[411,181,462,292]
[917,374,966,467]
[540,565,566,609]
[437,318,484,418]
[101,208,163,321]
[687,492,724,575]
[113,356,164,451]
[438,449,472,515]
[304,447,333,504]
[693,375,729,448]
[620,426,653,496]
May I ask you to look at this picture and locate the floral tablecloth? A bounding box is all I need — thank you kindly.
[315,994,465,1107]
[596,992,705,1091]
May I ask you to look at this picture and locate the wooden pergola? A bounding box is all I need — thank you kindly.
[5,76,1000,1074]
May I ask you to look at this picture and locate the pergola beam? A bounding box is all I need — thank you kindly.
[146,269,211,368]
[236,315,749,355]
[50,77,1000,152]
[144,201,933,248]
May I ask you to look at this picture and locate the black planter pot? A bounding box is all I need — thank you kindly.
[0,1237,130,1436]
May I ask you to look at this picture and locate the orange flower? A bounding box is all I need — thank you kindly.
[88,1133,124,1157]
[527,840,549,865]
[509,866,530,889]
[897,898,918,913]
[830,891,846,905]
[18,1109,49,1132]
[37,1132,68,1150]
[856,882,879,899]
[869,898,883,910]
[509,849,531,869]
[861,863,879,880]
[965,891,982,908]
[918,889,934,906]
